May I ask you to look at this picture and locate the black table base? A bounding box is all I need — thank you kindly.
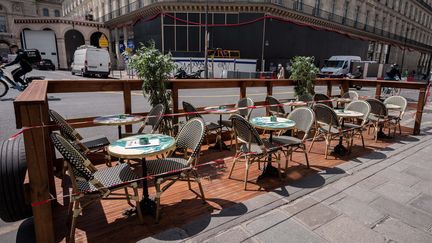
[332,143,348,156]
[257,163,280,180]
[377,129,392,139]
[209,135,231,151]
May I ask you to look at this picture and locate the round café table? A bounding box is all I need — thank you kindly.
[204,106,238,150]
[108,134,176,215]
[250,116,296,179]
[94,114,144,139]
[333,109,364,156]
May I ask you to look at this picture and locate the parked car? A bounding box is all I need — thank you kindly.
[35,59,55,71]
[71,45,110,78]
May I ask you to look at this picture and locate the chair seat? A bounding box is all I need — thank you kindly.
[318,125,352,135]
[272,136,302,147]
[82,135,110,149]
[220,119,232,128]
[206,122,222,131]
[343,123,362,130]
[239,138,280,155]
[77,163,139,193]
[368,114,389,122]
[146,158,190,177]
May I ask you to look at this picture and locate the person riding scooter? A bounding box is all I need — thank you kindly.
[385,64,402,81]
[0,46,33,87]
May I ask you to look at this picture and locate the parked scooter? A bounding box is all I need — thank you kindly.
[174,68,204,79]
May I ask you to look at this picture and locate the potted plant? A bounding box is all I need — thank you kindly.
[127,41,175,134]
[289,56,319,99]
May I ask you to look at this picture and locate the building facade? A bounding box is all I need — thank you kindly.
[0,0,109,69]
[61,1,432,74]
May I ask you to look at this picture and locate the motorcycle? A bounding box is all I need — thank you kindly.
[0,67,44,98]
[174,68,204,79]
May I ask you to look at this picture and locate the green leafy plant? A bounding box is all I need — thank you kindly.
[289,56,319,97]
[127,41,175,134]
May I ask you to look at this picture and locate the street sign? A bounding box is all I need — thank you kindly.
[99,34,109,48]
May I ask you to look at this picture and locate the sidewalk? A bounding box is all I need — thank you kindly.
[143,119,432,242]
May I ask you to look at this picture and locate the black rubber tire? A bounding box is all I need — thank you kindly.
[0,79,9,98]
[0,137,32,222]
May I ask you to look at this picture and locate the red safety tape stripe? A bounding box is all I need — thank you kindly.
[7,98,361,140]
[30,159,226,207]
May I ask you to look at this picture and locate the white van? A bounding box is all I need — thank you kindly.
[319,56,361,78]
[71,45,110,78]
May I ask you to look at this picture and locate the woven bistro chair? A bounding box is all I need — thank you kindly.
[145,118,206,222]
[342,91,359,100]
[49,109,112,166]
[229,114,282,189]
[309,104,352,159]
[366,98,392,142]
[344,100,371,148]
[313,93,333,108]
[383,96,407,136]
[273,107,315,170]
[266,96,289,118]
[121,104,165,138]
[182,101,220,146]
[220,97,255,145]
[50,133,143,242]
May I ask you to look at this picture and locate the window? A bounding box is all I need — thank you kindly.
[43,8,49,17]
[0,15,6,32]
[54,10,60,17]
[314,0,321,16]
[342,1,349,24]
[354,5,360,27]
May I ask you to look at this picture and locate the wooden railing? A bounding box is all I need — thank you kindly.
[12,78,428,243]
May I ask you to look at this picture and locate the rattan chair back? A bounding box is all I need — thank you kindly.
[342,91,359,100]
[175,118,206,164]
[313,93,333,108]
[139,104,165,134]
[366,98,388,117]
[49,109,83,141]
[345,100,371,125]
[287,107,315,135]
[230,114,263,147]
[313,104,339,128]
[266,96,286,116]
[182,101,202,121]
[384,96,407,117]
[237,97,254,120]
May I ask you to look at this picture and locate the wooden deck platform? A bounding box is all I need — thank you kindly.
[52,127,413,242]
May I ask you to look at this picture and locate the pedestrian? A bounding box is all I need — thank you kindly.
[277,64,285,79]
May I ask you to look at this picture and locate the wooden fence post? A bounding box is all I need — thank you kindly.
[326,80,332,97]
[171,85,179,126]
[21,102,55,243]
[375,83,382,99]
[123,81,132,133]
[340,79,349,96]
[240,81,246,99]
[414,87,426,135]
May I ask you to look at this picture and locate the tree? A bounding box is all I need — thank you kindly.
[289,56,319,98]
[127,41,175,134]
